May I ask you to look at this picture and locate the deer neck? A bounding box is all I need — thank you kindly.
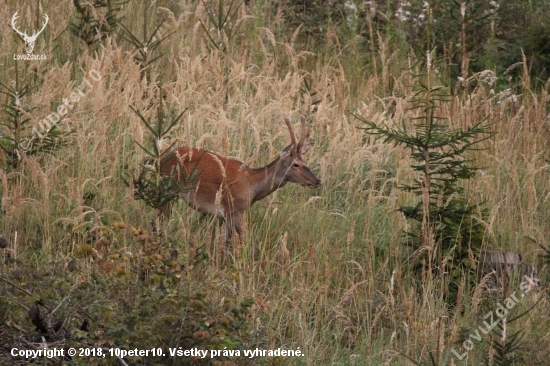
[249,157,288,203]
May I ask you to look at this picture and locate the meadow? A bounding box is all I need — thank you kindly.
[1,1,549,365]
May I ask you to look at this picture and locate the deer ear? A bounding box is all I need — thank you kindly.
[300,141,314,155]
[280,144,294,159]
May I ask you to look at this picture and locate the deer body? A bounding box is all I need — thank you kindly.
[161,116,321,240]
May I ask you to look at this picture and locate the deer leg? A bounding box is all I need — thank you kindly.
[159,200,174,218]
[224,210,246,244]
[232,210,246,240]
[230,211,246,259]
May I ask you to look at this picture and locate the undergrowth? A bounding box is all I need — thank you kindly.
[0,0,549,365]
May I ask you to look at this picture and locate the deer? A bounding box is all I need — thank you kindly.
[11,11,49,54]
[160,115,321,242]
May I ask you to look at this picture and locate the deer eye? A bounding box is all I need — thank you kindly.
[293,163,300,168]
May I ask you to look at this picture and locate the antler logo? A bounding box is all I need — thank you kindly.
[11,11,49,54]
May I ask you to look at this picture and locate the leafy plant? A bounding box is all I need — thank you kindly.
[539,244,550,264]
[281,0,349,47]
[483,296,541,366]
[70,0,127,49]
[0,62,64,171]
[0,222,256,365]
[117,6,175,83]
[399,351,438,366]
[356,0,550,88]
[199,0,245,53]
[124,100,198,233]
[354,50,494,305]
[485,318,525,366]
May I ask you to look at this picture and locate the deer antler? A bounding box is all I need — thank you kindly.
[284,117,297,147]
[35,14,49,38]
[11,12,48,39]
[11,11,27,39]
[11,11,49,54]
[297,115,307,154]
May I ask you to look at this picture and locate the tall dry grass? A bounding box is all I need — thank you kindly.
[1,0,549,365]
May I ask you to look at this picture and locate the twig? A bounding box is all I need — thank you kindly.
[0,296,30,311]
[0,276,32,296]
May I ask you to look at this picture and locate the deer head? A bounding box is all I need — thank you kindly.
[279,115,321,189]
[11,11,49,54]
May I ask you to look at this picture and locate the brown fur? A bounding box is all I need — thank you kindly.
[160,117,321,241]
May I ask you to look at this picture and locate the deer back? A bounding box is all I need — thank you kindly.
[161,146,254,214]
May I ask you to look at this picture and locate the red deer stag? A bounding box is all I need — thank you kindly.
[160,115,321,241]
